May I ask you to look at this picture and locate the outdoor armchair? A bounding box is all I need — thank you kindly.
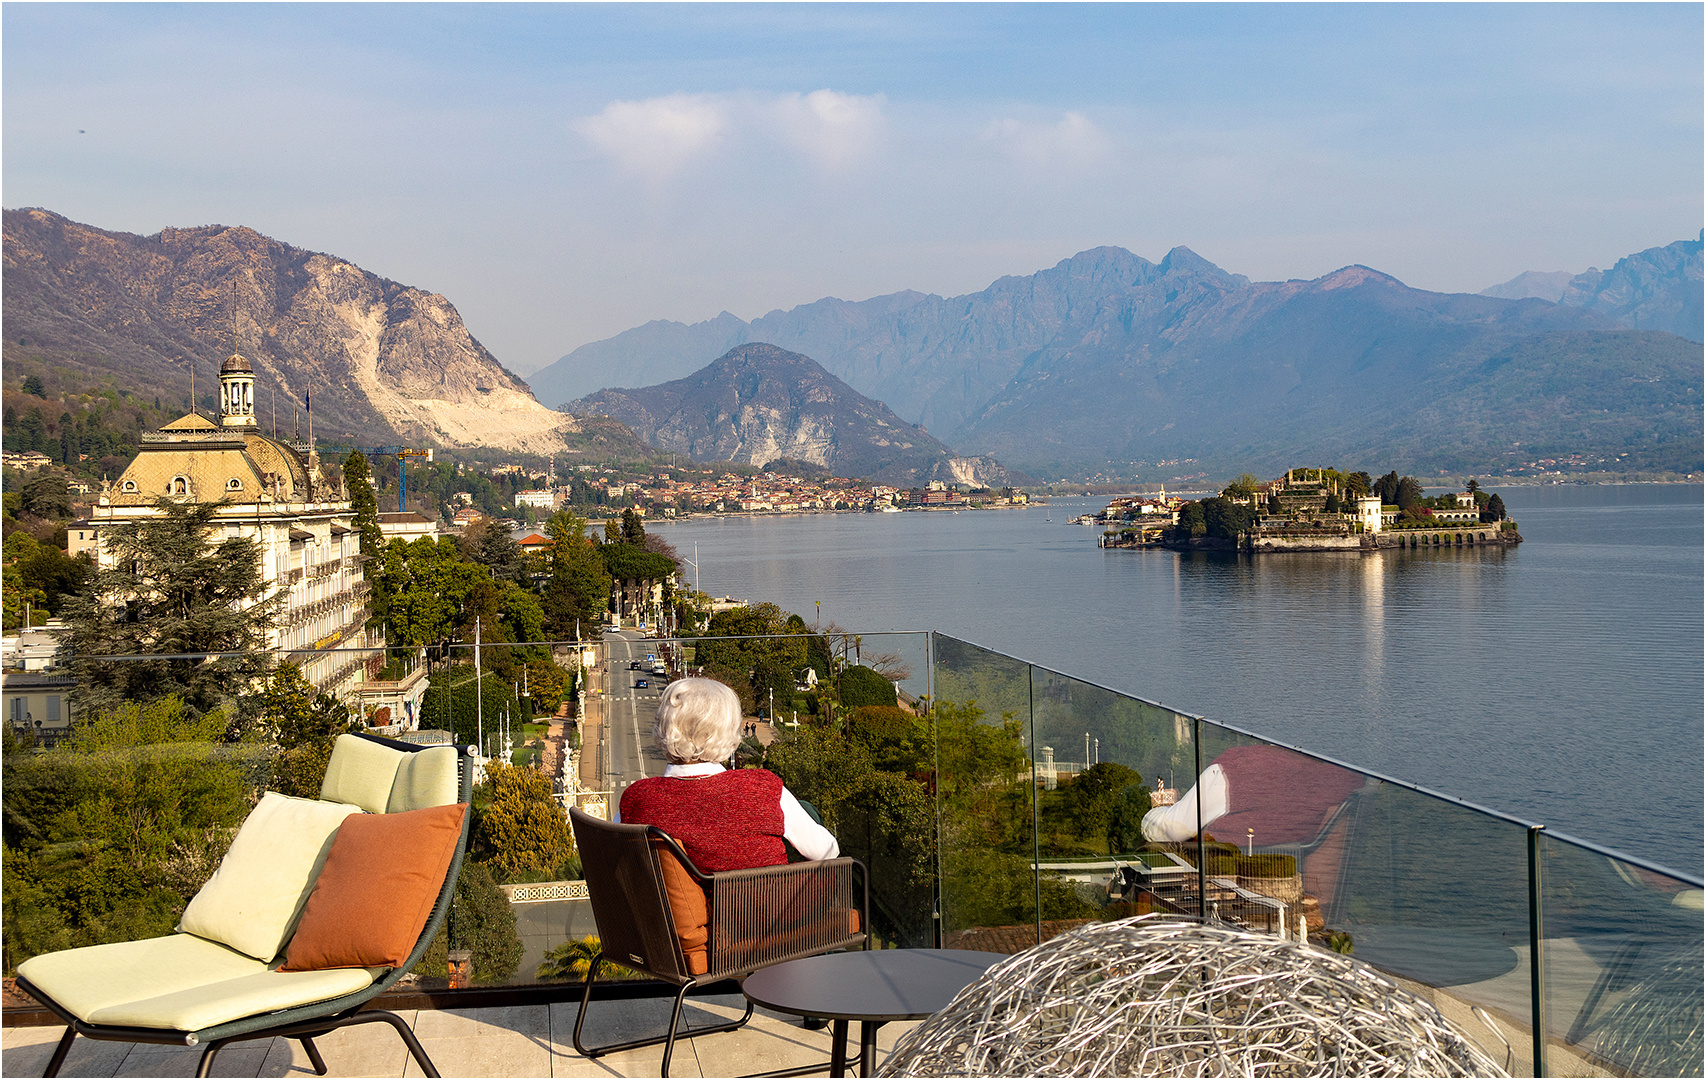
[568,806,869,1077]
[16,733,476,1079]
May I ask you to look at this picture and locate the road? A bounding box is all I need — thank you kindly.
[598,629,667,801]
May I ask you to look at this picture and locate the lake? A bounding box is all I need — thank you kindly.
[652,484,1703,876]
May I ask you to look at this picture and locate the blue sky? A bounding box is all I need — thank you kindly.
[5,4,1700,375]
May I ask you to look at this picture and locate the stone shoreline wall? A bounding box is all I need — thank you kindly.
[1137,526,1523,553]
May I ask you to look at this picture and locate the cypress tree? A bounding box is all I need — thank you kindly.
[343,451,384,558]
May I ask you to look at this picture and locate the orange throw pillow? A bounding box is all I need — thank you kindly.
[280,802,467,971]
[654,840,711,975]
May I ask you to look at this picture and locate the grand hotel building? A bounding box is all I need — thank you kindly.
[78,355,425,727]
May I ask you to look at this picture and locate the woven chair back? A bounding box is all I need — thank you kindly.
[570,809,692,982]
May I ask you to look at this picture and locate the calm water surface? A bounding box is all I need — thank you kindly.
[653,485,1703,876]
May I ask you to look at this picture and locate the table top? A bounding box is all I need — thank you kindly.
[742,949,1007,1023]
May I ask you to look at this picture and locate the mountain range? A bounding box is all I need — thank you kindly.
[569,343,1027,486]
[533,241,1703,477]
[2,208,586,454]
[1481,235,1703,339]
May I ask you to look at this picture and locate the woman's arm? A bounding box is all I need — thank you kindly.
[778,786,840,860]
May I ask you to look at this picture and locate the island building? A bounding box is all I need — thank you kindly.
[80,355,425,726]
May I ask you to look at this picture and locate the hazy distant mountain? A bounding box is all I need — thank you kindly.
[950,265,1700,478]
[1482,237,1703,342]
[1481,270,1575,302]
[2,208,588,453]
[531,246,1247,439]
[567,343,1028,486]
[1556,236,1703,342]
[538,244,1701,477]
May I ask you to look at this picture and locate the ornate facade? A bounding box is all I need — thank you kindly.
[88,355,384,699]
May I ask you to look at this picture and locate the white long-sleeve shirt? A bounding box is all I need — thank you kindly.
[615,762,841,861]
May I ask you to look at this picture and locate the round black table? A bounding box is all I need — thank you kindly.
[742,949,1006,1077]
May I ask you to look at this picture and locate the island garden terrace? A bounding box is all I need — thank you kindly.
[3,632,1699,1079]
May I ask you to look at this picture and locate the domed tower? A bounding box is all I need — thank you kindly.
[219,353,257,429]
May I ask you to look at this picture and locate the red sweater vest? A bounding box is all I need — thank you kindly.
[619,769,788,872]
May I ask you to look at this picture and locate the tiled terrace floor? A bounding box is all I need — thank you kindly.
[2,996,917,1078]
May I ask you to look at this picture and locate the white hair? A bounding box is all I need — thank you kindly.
[653,677,743,765]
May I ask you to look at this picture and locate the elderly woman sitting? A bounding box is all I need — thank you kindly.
[619,677,839,869]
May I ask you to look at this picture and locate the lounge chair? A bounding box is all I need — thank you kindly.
[17,733,475,1078]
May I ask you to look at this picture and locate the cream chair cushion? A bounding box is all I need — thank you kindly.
[177,792,363,962]
[319,733,407,813]
[18,934,380,1032]
[387,744,460,813]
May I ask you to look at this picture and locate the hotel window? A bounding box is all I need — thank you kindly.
[8,698,22,725]
[46,697,61,723]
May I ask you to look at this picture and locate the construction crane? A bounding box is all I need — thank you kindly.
[323,445,433,512]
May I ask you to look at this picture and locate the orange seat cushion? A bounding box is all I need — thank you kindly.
[280,802,467,971]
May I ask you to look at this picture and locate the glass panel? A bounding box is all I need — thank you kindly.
[1541,832,1704,1078]
[799,630,935,949]
[1194,722,1535,1073]
[1029,665,1197,942]
[932,633,1038,953]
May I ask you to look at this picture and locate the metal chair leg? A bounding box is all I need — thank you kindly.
[194,1041,223,1078]
[572,952,754,1073]
[41,1026,75,1077]
[659,982,692,1078]
[364,1010,440,1079]
[298,1034,329,1075]
[571,954,606,1057]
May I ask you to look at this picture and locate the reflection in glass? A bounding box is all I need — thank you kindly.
[1542,833,1703,1078]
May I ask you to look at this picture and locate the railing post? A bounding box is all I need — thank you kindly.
[1194,717,1206,920]
[1528,824,1547,1077]
[1030,666,1041,947]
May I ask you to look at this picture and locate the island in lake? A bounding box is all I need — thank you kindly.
[1092,468,1521,553]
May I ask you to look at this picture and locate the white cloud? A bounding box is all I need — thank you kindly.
[983,111,1109,170]
[574,94,728,175]
[769,89,888,169]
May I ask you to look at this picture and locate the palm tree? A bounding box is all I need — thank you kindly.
[536,935,640,981]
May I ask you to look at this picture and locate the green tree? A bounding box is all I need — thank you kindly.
[2,697,249,968]
[21,374,45,397]
[414,860,522,984]
[840,665,897,710]
[697,604,806,714]
[59,501,279,720]
[1059,762,1146,854]
[256,663,358,798]
[21,475,72,519]
[1395,475,1425,511]
[620,507,646,544]
[1221,473,1260,499]
[464,519,527,585]
[542,511,610,638]
[1482,493,1508,522]
[474,760,575,881]
[1174,501,1206,539]
[1200,496,1256,540]
[343,452,384,559]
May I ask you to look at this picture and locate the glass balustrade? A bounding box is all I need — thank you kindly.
[8,632,1699,1078]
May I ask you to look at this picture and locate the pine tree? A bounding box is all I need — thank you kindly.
[1482,493,1507,522]
[60,500,280,719]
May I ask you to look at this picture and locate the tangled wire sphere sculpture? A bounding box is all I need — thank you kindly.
[877,916,1507,1078]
